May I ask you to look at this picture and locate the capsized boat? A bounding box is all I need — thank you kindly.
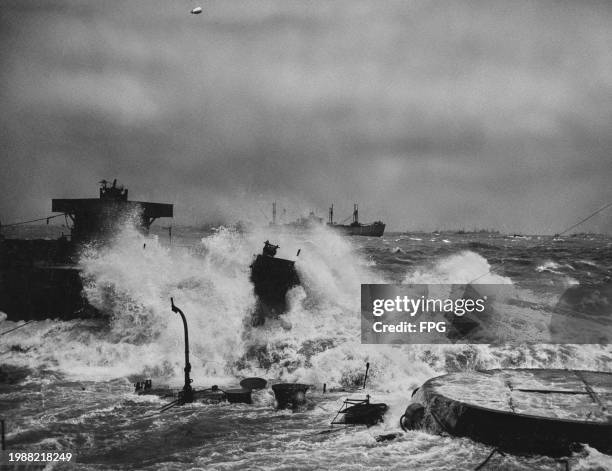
[401,369,612,456]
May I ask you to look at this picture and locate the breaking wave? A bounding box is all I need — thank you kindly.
[1,228,611,397]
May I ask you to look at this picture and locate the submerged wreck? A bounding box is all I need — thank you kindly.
[137,299,265,410]
[402,368,612,456]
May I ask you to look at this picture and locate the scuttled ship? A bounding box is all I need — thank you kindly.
[0,180,173,321]
[327,204,385,237]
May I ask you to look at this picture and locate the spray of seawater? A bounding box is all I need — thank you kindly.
[1,228,610,395]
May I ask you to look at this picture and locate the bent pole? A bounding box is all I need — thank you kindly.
[170,298,194,404]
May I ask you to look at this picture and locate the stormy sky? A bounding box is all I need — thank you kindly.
[1,0,611,233]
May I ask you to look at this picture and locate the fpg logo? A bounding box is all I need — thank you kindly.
[419,321,446,333]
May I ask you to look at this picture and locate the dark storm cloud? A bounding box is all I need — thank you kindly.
[1,0,611,232]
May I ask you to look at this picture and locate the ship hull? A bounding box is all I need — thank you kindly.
[327,223,385,237]
[0,239,98,321]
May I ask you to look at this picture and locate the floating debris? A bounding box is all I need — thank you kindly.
[331,396,388,427]
[271,383,309,410]
[240,377,267,390]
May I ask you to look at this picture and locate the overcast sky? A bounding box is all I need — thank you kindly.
[1,0,611,233]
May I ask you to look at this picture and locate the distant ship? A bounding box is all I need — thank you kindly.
[269,202,324,229]
[283,212,324,229]
[269,202,385,237]
[327,204,385,237]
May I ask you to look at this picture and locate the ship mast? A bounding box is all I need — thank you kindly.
[272,202,277,225]
[329,204,334,224]
[353,204,359,224]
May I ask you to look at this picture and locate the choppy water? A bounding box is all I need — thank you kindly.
[1,225,612,470]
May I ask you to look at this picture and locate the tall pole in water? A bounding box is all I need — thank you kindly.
[272,202,277,225]
[170,298,193,404]
[353,204,359,224]
[329,204,334,224]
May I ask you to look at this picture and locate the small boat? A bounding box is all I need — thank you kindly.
[401,369,612,456]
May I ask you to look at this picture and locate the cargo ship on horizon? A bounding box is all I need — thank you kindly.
[269,202,385,237]
[326,204,385,237]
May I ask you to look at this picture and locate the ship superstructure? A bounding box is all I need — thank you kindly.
[0,180,173,320]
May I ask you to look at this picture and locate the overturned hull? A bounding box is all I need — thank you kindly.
[405,369,612,456]
[250,254,299,324]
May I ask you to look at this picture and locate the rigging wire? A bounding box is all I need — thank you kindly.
[0,321,34,336]
[555,200,612,237]
[0,214,64,228]
[467,200,612,284]
[473,448,505,470]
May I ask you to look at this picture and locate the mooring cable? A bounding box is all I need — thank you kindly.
[473,447,504,470]
[159,399,180,413]
[0,213,65,228]
[556,201,612,237]
[467,200,612,285]
[0,321,35,336]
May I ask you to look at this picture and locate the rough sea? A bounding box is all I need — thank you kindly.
[1,224,611,470]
